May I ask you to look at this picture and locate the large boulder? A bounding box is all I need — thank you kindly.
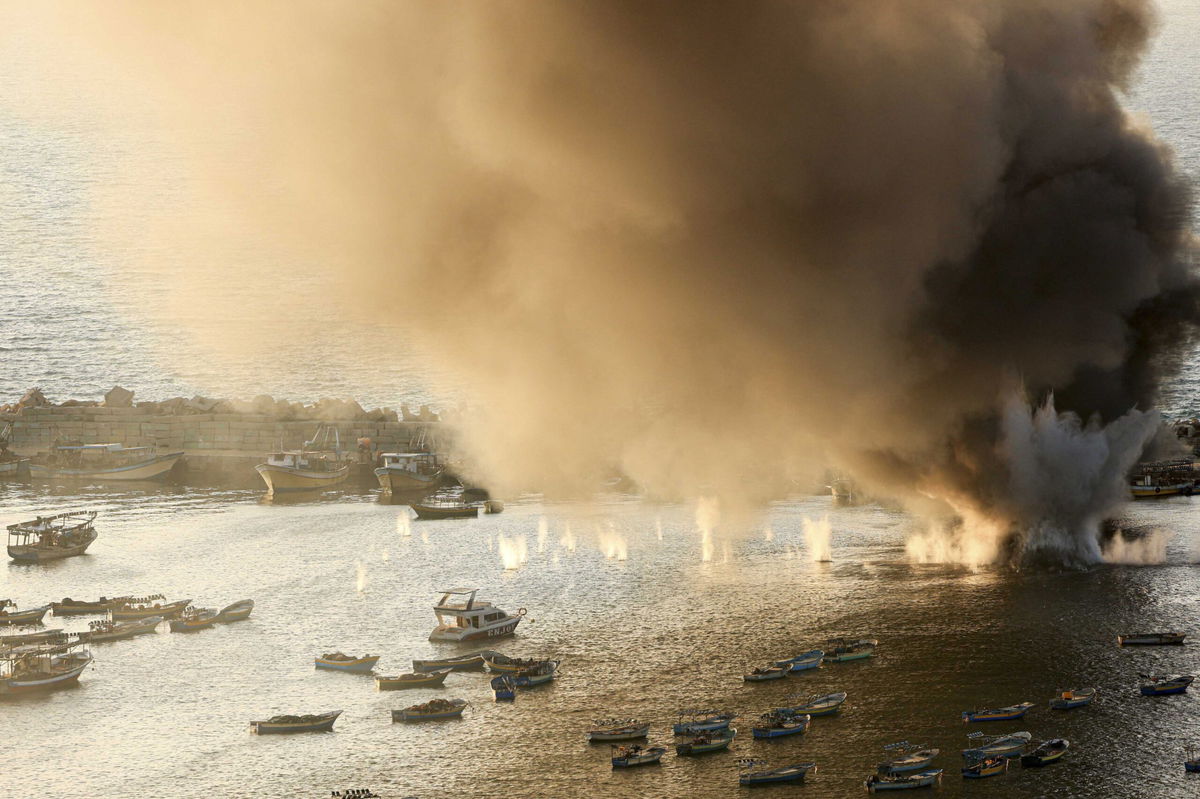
[17,387,49,410]
[159,397,188,415]
[185,395,221,413]
[314,397,366,421]
[103,385,135,407]
[252,394,277,415]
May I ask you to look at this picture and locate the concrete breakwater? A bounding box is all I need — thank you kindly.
[1,388,445,488]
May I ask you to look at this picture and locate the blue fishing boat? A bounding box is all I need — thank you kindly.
[865,769,942,791]
[1049,687,1095,710]
[962,756,1007,779]
[751,711,810,739]
[773,649,824,672]
[737,759,816,785]
[962,731,1031,760]
[673,709,736,734]
[611,744,666,768]
[315,652,380,673]
[878,742,939,775]
[961,701,1034,722]
[512,659,558,688]
[1186,746,1200,773]
[491,675,515,701]
[675,728,736,755]
[1140,674,1194,696]
[778,691,847,717]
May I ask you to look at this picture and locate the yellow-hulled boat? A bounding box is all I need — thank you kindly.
[255,452,349,493]
[29,444,183,482]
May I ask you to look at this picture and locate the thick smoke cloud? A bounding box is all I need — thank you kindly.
[24,0,1200,563]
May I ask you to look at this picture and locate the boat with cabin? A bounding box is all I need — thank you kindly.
[413,653,486,672]
[84,615,162,643]
[743,665,787,681]
[168,607,219,632]
[392,697,468,722]
[1049,687,1095,709]
[216,599,254,622]
[751,711,810,739]
[778,691,847,717]
[1129,460,1196,498]
[29,443,184,482]
[7,511,98,562]
[827,638,876,662]
[250,709,342,734]
[673,709,737,734]
[429,588,525,642]
[1140,674,1194,696]
[675,728,736,755]
[1119,632,1186,646]
[962,701,1034,722]
[375,669,450,690]
[110,596,191,620]
[491,674,515,701]
[255,433,350,493]
[611,744,666,768]
[865,769,942,791]
[738,759,816,785]
[878,742,940,775]
[1020,739,1069,767]
[962,731,1031,760]
[315,652,380,673]
[961,756,1007,779]
[588,719,650,742]
[774,649,824,672]
[374,452,444,493]
[0,640,92,694]
[0,600,51,626]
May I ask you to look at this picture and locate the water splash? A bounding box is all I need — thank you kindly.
[696,496,720,562]
[355,561,368,593]
[486,534,494,552]
[497,534,528,569]
[1102,527,1171,565]
[802,515,833,562]
[396,513,411,537]
[560,521,577,552]
[537,516,549,553]
[381,549,390,562]
[763,525,774,542]
[655,517,663,541]
[420,529,429,545]
[598,523,628,561]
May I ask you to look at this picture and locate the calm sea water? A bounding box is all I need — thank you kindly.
[2,4,1200,799]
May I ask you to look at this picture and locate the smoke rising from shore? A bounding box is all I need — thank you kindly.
[18,0,1200,564]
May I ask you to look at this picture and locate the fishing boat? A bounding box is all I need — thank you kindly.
[751,711,810,739]
[0,641,93,694]
[1140,674,1195,696]
[675,728,736,755]
[84,615,162,643]
[962,731,1032,760]
[774,649,824,672]
[0,600,51,626]
[29,444,184,482]
[513,660,558,688]
[0,628,74,649]
[1049,687,1095,710]
[168,606,219,632]
[51,596,136,616]
[961,756,1008,779]
[673,709,737,734]
[411,494,480,520]
[738,759,816,785]
[110,596,191,620]
[374,452,444,492]
[962,701,1034,722]
[482,653,543,673]
[430,588,525,642]
[392,697,468,722]
[865,769,942,792]
[491,674,515,701]
[743,665,787,682]
[588,719,650,742]
[250,709,342,734]
[375,669,450,690]
[7,511,98,562]
[1129,461,1195,498]
[216,599,254,622]
[255,444,349,494]
[1118,632,1186,646]
[826,637,876,662]
[413,653,486,672]
[315,652,380,673]
[1020,739,1069,767]
[878,742,940,775]
[1186,746,1200,773]
[611,744,666,768]
[778,691,847,717]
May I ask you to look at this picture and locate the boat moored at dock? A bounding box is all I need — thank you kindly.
[315,653,380,673]
[429,589,524,643]
[29,444,184,482]
[375,669,450,690]
[865,769,942,791]
[1119,632,1186,646]
[962,702,1034,722]
[588,719,650,742]
[1049,687,1095,709]
[7,511,98,562]
[392,698,468,722]
[738,759,816,785]
[374,452,444,492]
[1140,674,1194,696]
[255,450,349,493]
[250,709,342,734]
[611,744,666,768]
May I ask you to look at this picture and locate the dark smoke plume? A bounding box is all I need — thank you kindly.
[17,0,1200,563]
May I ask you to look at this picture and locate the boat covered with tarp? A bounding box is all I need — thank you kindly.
[251,709,342,734]
[375,669,450,690]
[865,769,942,792]
[392,697,468,722]
[7,511,98,562]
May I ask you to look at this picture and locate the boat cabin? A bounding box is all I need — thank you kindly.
[433,588,509,632]
[379,452,441,475]
[264,451,342,472]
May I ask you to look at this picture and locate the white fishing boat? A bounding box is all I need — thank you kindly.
[7,511,98,563]
[588,718,650,742]
[878,742,940,775]
[374,452,443,492]
[255,451,349,493]
[428,588,525,642]
[29,444,183,482]
[962,731,1031,760]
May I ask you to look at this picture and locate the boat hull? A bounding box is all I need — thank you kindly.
[879,753,939,775]
[255,463,350,493]
[251,711,342,734]
[430,618,521,643]
[866,771,942,792]
[612,747,666,767]
[392,707,467,722]
[962,703,1033,722]
[744,669,786,681]
[0,657,91,694]
[0,605,51,626]
[375,467,443,492]
[169,616,218,632]
[315,656,380,673]
[752,723,809,739]
[1119,633,1186,646]
[29,452,183,482]
[111,600,191,620]
[412,503,479,520]
[413,655,485,672]
[1130,483,1190,498]
[87,619,161,643]
[217,601,255,622]
[740,765,814,785]
[376,670,450,690]
[1141,682,1192,696]
[673,717,734,735]
[675,736,735,755]
[0,458,29,475]
[8,535,96,563]
[589,726,650,742]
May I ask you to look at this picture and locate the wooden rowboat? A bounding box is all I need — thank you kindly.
[738,760,816,785]
[168,607,219,632]
[483,653,544,673]
[412,653,485,672]
[1021,738,1069,767]
[375,669,450,690]
[1049,687,1095,710]
[588,719,650,742]
[315,653,380,673]
[1140,674,1194,696]
[865,769,942,791]
[778,691,847,717]
[611,745,665,768]
[1119,632,1186,646]
[962,702,1034,722]
[392,698,468,722]
[743,666,787,682]
[675,728,736,755]
[217,599,254,623]
[0,601,51,626]
[962,756,1008,778]
[251,709,342,734]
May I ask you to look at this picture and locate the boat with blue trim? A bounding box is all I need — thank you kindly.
[1049,687,1095,710]
[962,731,1031,760]
[962,702,1034,722]
[962,756,1007,778]
[778,691,847,717]
[743,665,786,681]
[672,709,736,734]
[611,744,666,768]
[315,652,380,673]
[1140,674,1194,696]
[491,674,515,701]
[1020,739,1068,767]
[431,589,525,643]
[826,638,876,662]
[392,698,468,722]
[512,659,558,688]
[774,649,824,672]
[865,769,942,791]
[217,599,254,622]
[751,711,810,739]
[738,759,816,785]
[675,727,736,755]
[250,709,341,734]
[877,742,939,775]
[169,606,219,632]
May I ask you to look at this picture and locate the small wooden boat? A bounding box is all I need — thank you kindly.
[0,600,51,626]
[1119,632,1186,646]
[1021,739,1069,767]
[673,709,737,734]
[738,759,816,785]
[1140,674,1195,696]
[962,756,1007,778]
[878,742,940,775]
[865,769,942,791]
[774,649,823,672]
[250,709,342,734]
[51,596,136,616]
[588,719,650,742]
[110,597,191,620]
[826,638,876,662]
[611,744,666,768]
[0,628,74,649]
[168,606,219,632]
[491,674,515,701]
[778,691,847,717]
[483,652,543,673]
[216,599,254,623]
[1049,687,1095,710]
[413,653,486,672]
[411,499,479,520]
[84,615,162,643]
[743,666,787,682]
[962,701,1034,722]
[751,712,810,739]
[675,728,736,755]
[513,660,558,688]
[315,652,381,673]
[1186,746,1200,773]
[392,697,468,722]
[375,669,450,690]
[962,731,1031,760]
[0,642,93,694]
[7,511,98,562]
